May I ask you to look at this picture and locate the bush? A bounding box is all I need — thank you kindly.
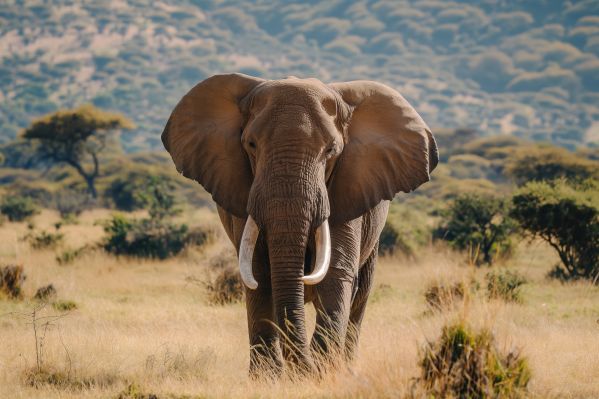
[0,264,26,299]
[105,172,152,211]
[103,215,195,259]
[511,180,599,283]
[102,177,205,259]
[419,322,530,398]
[204,267,244,305]
[0,196,39,221]
[54,189,88,220]
[486,270,527,302]
[435,194,516,265]
[424,281,466,311]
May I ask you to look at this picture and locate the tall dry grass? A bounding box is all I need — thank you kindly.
[0,209,597,398]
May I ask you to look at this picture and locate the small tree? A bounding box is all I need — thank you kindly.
[22,105,134,199]
[511,180,599,283]
[435,194,516,265]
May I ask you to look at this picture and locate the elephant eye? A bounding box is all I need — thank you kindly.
[248,141,256,149]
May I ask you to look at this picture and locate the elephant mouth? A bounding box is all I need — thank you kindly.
[238,215,331,290]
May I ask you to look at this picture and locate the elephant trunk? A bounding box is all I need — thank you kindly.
[245,148,330,372]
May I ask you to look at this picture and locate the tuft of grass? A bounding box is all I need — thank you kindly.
[52,300,77,312]
[56,246,89,265]
[24,368,117,390]
[33,284,57,301]
[116,383,159,399]
[486,270,527,302]
[204,267,244,305]
[0,264,26,299]
[419,321,530,398]
[424,281,466,311]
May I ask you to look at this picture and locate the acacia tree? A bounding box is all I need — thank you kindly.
[511,180,599,283]
[23,104,134,198]
[435,194,516,265]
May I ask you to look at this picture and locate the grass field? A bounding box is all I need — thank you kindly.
[0,209,598,398]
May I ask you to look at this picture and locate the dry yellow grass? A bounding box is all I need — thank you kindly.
[0,209,598,398]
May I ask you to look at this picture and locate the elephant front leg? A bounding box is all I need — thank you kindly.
[246,262,283,378]
[345,244,377,361]
[310,220,361,368]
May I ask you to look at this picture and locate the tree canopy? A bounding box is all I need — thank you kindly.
[22,104,134,198]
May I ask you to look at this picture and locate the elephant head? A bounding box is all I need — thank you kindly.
[162,73,438,367]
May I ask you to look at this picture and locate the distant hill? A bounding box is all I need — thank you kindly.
[1,0,598,151]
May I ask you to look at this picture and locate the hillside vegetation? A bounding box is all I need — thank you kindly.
[1,0,598,151]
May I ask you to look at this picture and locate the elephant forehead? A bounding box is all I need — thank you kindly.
[256,78,333,104]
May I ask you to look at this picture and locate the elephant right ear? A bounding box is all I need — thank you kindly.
[161,73,264,218]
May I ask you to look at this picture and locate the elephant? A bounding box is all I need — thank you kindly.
[161,73,438,376]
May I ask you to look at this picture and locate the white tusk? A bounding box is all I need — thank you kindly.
[239,215,259,290]
[303,219,331,285]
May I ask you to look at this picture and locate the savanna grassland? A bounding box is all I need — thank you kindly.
[1,208,597,399]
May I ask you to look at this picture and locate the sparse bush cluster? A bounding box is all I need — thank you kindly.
[23,226,64,250]
[102,177,208,259]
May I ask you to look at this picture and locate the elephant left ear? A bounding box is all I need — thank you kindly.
[328,81,438,224]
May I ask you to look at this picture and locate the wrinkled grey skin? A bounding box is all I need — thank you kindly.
[162,73,438,376]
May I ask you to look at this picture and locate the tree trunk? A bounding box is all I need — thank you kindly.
[85,176,97,199]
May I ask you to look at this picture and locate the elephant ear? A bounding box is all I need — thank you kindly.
[161,73,264,218]
[328,81,438,224]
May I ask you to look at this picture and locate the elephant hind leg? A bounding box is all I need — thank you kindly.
[345,243,377,361]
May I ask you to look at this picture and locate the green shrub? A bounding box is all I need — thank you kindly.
[486,270,527,302]
[435,194,516,265]
[0,264,26,299]
[419,322,530,398]
[511,179,599,283]
[379,203,430,257]
[102,176,204,259]
[105,172,152,211]
[0,196,39,221]
[102,215,196,259]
